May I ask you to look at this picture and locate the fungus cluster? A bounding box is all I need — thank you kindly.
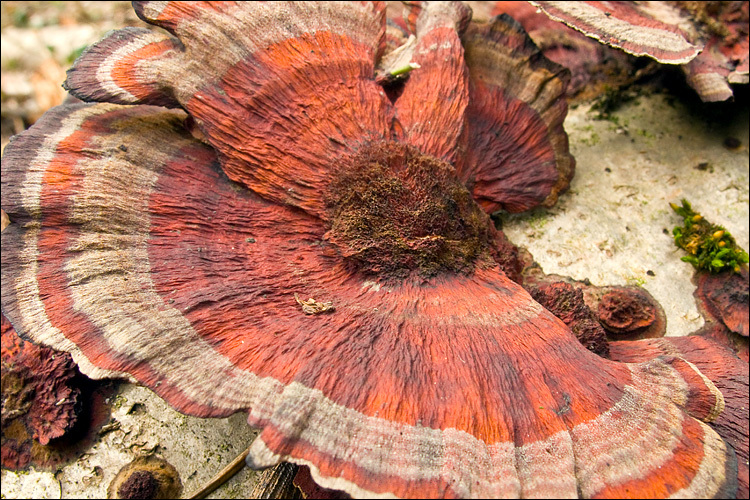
[0,2,743,498]
[1,311,115,473]
[476,1,645,103]
[1,314,80,469]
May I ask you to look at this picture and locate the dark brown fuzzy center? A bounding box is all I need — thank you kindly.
[324,142,494,278]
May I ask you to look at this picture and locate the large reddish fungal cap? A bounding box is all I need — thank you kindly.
[609,336,749,499]
[0,2,740,498]
[63,1,574,216]
[66,1,391,218]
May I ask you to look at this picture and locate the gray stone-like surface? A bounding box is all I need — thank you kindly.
[502,93,749,337]
[2,384,261,499]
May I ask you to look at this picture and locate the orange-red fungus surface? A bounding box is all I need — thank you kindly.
[0,2,741,498]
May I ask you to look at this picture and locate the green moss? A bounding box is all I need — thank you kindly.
[590,86,635,119]
[636,128,655,139]
[12,10,30,28]
[671,199,748,273]
[111,395,128,410]
[579,131,600,147]
[3,58,24,71]
[625,275,646,287]
[527,211,550,231]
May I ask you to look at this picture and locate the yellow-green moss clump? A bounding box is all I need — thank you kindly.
[671,199,748,273]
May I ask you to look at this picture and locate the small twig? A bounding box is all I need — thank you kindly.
[97,419,121,436]
[389,61,420,77]
[189,445,250,499]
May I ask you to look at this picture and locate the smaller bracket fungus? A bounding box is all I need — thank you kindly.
[526,281,610,357]
[0,1,740,498]
[531,1,750,102]
[529,1,703,64]
[1,313,81,468]
[597,287,665,340]
[479,1,647,103]
[695,269,750,340]
[693,267,750,363]
[522,270,667,345]
[1,312,115,472]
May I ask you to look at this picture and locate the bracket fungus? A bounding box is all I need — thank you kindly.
[0,2,741,498]
[476,1,658,102]
[1,313,81,467]
[531,1,750,102]
[609,336,749,500]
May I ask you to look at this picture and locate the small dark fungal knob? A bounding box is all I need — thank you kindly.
[118,471,159,500]
[723,136,742,150]
[527,281,610,358]
[107,456,182,500]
